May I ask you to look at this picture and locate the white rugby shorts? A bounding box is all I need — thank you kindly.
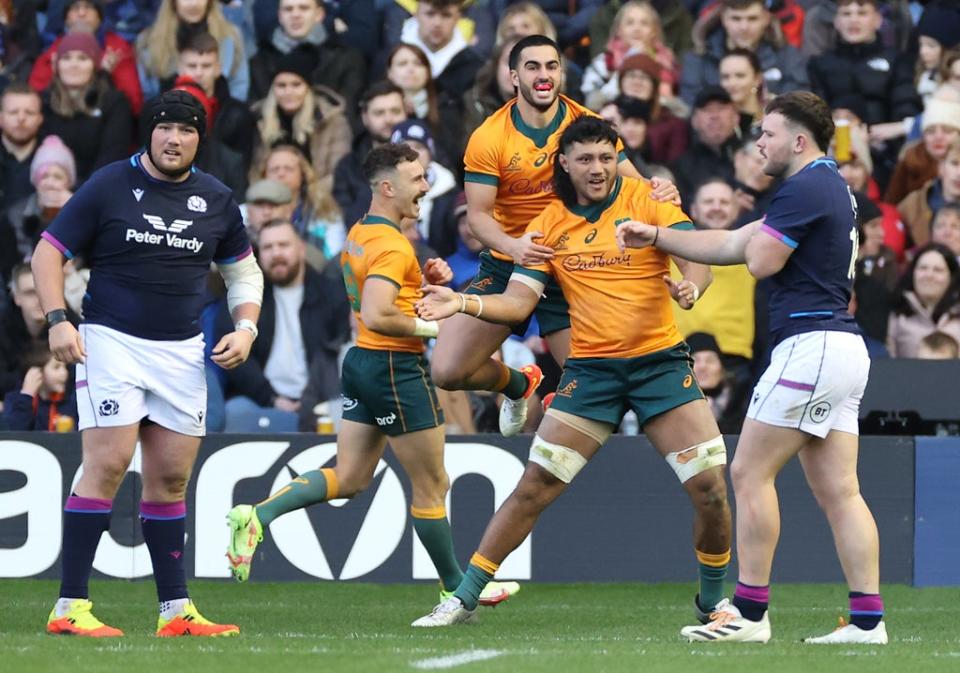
[75,324,207,436]
[747,330,869,438]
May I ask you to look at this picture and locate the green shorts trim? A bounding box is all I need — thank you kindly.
[464,250,570,337]
[340,347,444,436]
[549,343,704,428]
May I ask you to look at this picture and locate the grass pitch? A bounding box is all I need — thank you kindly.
[4,580,958,673]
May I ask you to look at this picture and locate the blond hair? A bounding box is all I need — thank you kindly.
[139,0,242,81]
[257,85,318,150]
[611,0,664,47]
[495,2,557,45]
[260,144,339,222]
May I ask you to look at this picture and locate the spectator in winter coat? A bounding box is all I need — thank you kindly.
[887,243,960,357]
[39,31,132,184]
[30,0,144,115]
[679,0,808,109]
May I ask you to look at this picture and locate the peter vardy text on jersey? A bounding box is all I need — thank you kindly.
[125,228,204,253]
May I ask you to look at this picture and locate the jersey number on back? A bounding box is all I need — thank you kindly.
[846,186,859,281]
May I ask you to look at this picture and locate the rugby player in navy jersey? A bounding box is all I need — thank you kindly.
[32,90,264,637]
[617,91,887,645]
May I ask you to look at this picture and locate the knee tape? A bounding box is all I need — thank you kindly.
[665,435,727,483]
[528,435,588,484]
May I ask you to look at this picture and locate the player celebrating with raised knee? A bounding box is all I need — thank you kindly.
[412,117,732,628]
[226,143,518,607]
[617,91,887,645]
[35,90,263,637]
[431,34,679,436]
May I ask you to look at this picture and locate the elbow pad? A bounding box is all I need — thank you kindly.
[219,253,264,313]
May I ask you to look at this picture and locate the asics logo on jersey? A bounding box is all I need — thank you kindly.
[584,228,598,244]
[143,214,193,233]
[126,214,205,253]
[533,152,549,167]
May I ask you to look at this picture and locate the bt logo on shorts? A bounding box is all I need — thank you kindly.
[809,402,831,423]
[376,413,397,426]
[98,399,120,416]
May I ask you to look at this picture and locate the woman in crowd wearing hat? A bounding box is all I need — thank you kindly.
[2,136,77,264]
[249,50,351,198]
[40,31,132,184]
[719,48,766,138]
[29,0,143,115]
[885,90,960,206]
[610,52,688,165]
[136,0,248,102]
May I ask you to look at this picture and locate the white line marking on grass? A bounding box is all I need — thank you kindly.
[410,649,505,669]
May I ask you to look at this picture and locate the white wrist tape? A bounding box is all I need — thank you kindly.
[219,254,264,313]
[664,435,726,483]
[690,282,700,303]
[413,318,439,338]
[529,434,588,484]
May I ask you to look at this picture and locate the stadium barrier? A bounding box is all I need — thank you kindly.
[0,433,942,585]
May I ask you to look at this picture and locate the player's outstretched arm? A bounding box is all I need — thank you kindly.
[417,281,539,325]
[617,220,762,266]
[31,238,85,364]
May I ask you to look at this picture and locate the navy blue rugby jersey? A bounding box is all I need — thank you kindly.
[42,154,252,340]
[758,157,861,345]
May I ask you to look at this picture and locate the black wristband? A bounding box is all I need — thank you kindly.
[45,309,68,328]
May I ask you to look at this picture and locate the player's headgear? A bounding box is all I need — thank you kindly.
[141,89,207,145]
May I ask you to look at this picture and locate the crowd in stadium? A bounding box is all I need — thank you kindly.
[1,0,959,436]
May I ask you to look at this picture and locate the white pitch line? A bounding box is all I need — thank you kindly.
[410,649,505,670]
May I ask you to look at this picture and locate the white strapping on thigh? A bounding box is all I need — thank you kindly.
[528,434,588,484]
[664,435,727,483]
